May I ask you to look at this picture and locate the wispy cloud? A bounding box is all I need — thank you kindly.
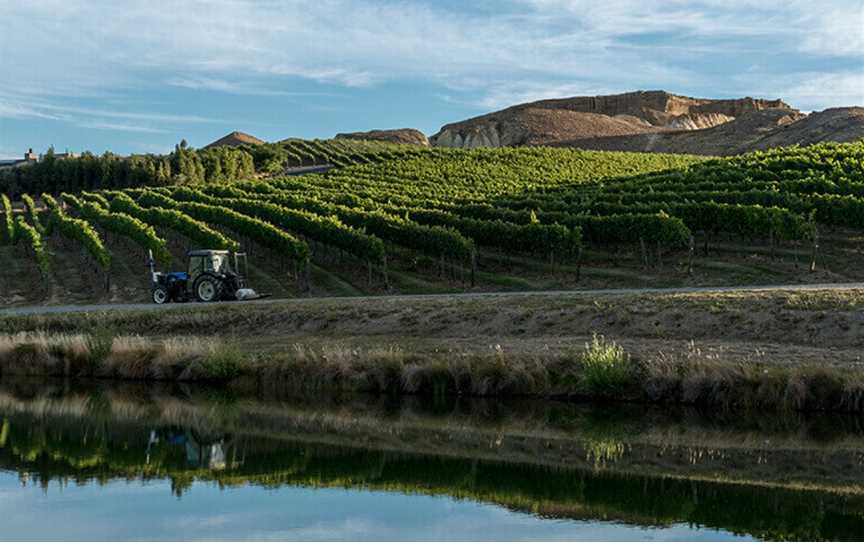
[0,92,232,134]
[166,77,336,97]
[0,100,63,121]
[0,0,861,143]
[759,71,864,112]
[78,121,168,133]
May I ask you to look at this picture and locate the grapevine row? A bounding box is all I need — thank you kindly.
[42,193,111,269]
[108,192,240,252]
[14,216,50,275]
[62,193,171,263]
[136,190,310,264]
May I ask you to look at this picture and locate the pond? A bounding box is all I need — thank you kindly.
[0,380,862,541]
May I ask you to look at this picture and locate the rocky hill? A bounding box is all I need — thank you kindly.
[204,131,265,149]
[336,128,429,146]
[431,91,864,155]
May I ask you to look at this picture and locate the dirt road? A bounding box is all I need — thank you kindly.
[2,281,862,317]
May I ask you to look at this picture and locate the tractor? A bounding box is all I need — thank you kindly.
[148,249,267,304]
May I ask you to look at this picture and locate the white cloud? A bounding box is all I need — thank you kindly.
[78,121,168,133]
[0,100,62,121]
[767,72,864,111]
[0,92,233,134]
[165,77,319,96]
[471,82,619,111]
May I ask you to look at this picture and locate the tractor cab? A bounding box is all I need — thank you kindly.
[187,250,233,282]
[149,249,263,304]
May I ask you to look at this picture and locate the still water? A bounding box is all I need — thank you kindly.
[0,380,862,541]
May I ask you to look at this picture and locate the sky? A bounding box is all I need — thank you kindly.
[0,0,862,158]
[0,476,753,542]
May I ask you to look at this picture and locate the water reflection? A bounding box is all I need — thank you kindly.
[0,379,862,541]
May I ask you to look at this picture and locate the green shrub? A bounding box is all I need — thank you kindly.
[579,334,634,397]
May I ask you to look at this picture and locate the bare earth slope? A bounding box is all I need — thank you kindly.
[335,128,429,146]
[432,90,863,155]
[203,131,265,149]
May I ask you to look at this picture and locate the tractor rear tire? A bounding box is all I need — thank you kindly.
[152,286,170,305]
[194,276,221,302]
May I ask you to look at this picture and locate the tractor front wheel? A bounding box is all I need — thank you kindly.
[152,286,170,305]
[194,276,221,302]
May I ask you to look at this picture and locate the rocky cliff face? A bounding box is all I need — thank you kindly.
[430,91,796,150]
[336,128,429,146]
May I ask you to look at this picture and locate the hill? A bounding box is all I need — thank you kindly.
[204,131,265,149]
[336,128,429,146]
[431,90,863,155]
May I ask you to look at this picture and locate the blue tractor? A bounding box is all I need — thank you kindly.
[148,249,265,304]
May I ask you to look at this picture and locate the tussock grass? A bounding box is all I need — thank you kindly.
[0,332,242,381]
[639,342,864,412]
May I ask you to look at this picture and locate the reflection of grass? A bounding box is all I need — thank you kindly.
[586,437,626,468]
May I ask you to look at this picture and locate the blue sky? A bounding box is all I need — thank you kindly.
[0,0,862,158]
[0,476,753,542]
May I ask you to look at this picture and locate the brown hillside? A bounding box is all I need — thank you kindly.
[435,109,660,147]
[432,90,863,155]
[204,131,265,149]
[552,108,864,156]
[431,90,793,149]
[336,128,429,146]
[749,107,864,150]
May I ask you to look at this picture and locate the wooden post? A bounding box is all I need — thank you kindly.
[794,240,800,269]
[810,226,819,273]
[639,237,648,269]
[576,246,583,282]
[687,235,695,276]
[769,228,776,261]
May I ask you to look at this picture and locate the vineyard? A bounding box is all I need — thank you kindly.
[2,140,864,304]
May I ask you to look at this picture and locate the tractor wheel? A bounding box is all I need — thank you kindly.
[152,286,170,305]
[194,276,222,302]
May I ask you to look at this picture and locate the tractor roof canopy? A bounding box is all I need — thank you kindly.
[187,249,230,257]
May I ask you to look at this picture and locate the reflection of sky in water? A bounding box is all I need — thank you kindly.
[0,475,753,542]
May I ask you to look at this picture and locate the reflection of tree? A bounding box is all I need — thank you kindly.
[0,410,862,542]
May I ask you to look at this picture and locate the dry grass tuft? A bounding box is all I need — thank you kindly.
[0,332,242,381]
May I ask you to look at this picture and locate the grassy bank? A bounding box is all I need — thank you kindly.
[1,327,863,413]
